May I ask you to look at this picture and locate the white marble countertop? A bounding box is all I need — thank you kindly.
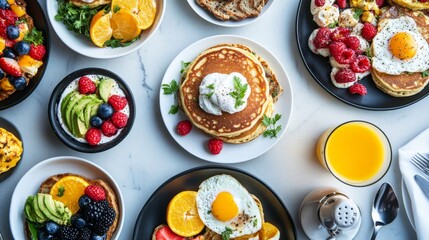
[0,0,422,239]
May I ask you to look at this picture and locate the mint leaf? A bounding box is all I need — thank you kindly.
[229,76,248,108]
[180,61,191,73]
[422,70,429,78]
[57,186,65,197]
[162,79,180,115]
[353,8,363,20]
[262,114,282,138]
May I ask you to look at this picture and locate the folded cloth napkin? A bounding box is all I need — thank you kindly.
[399,128,429,240]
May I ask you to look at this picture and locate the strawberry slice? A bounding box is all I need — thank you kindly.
[0,57,21,77]
[154,225,185,240]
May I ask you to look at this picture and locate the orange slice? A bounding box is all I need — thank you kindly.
[166,191,205,237]
[90,10,113,47]
[259,222,280,240]
[137,0,156,30]
[111,0,138,13]
[110,10,141,42]
[49,176,89,214]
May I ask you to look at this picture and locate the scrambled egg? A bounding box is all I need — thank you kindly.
[0,128,23,174]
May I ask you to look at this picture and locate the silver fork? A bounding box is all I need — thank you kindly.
[411,153,429,176]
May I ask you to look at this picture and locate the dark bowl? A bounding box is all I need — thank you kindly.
[0,117,24,182]
[48,68,135,153]
[0,0,50,110]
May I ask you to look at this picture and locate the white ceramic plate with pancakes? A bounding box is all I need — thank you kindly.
[159,34,293,163]
[46,0,165,59]
[187,0,274,27]
[9,156,124,239]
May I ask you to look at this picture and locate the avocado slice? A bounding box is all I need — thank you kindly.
[65,93,84,131]
[71,96,97,137]
[37,194,65,225]
[54,200,65,215]
[24,196,37,223]
[98,78,115,102]
[32,194,46,223]
[60,91,78,120]
[43,194,62,219]
[83,100,102,128]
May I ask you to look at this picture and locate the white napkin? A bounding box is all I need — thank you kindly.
[399,128,429,240]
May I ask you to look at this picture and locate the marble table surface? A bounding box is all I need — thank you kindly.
[0,0,423,239]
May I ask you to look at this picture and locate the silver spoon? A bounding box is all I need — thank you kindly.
[371,182,399,240]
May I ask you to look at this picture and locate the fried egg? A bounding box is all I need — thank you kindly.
[372,16,429,75]
[196,174,262,238]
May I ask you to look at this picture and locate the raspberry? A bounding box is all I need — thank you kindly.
[111,111,128,128]
[313,27,331,49]
[376,0,385,6]
[335,69,356,83]
[78,76,96,94]
[350,55,371,73]
[330,27,350,42]
[349,83,368,95]
[108,95,128,111]
[315,0,325,6]
[0,10,17,27]
[85,128,101,146]
[176,120,192,136]
[337,0,347,8]
[85,185,106,201]
[101,120,117,137]
[28,44,46,61]
[344,36,360,50]
[329,41,346,57]
[419,0,428,2]
[334,48,356,64]
[361,23,377,41]
[207,138,223,155]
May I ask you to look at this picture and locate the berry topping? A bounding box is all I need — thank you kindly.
[111,111,128,128]
[85,185,106,202]
[83,201,106,223]
[334,68,356,83]
[176,120,192,136]
[91,234,107,240]
[71,215,87,229]
[344,36,360,50]
[155,225,185,240]
[0,0,9,10]
[208,138,223,155]
[330,27,350,42]
[14,41,30,55]
[0,57,21,76]
[44,221,60,235]
[9,76,26,90]
[376,0,385,6]
[6,25,18,39]
[337,0,347,8]
[85,128,102,146]
[349,83,368,95]
[98,103,114,119]
[361,22,377,41]
[0,9,17,26]
[78,228,91,240]
[101,120,117,137]
[90,115,103,128]
[58,226,80,240]
[350,55,371,73]
[2,48,15,59]
[329,41,346,57]
[28,43,46,60]
[78,195,92,208]
[78,76,96,94]
[313,27,331,49]
[419,0,428,2]
[315,0,326,7]
[93,207,116,235]
[334,48,356,64]
[108,94,128,111]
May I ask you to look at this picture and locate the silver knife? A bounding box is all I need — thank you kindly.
[414,174,429,199]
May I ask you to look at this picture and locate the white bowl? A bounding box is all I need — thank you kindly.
[9,156,124,239]
[46,0,165,59]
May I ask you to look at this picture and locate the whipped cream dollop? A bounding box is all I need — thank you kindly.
[199,72,251,115]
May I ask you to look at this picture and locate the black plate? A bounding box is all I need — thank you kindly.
[0,0,50,110]
[133,166,297,239]
[0,117,23,182]
[296,0,429,110]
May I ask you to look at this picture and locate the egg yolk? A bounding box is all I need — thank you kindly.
[211,192,238,222]
[389,32,418,60]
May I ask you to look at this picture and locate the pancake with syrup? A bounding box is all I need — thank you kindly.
[371,5,429,97]
[179,44,275,143]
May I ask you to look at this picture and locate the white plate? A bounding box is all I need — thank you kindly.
[46,0,165,59]
[9,156,124,239]
[187,0,273,27]
[159,34,293,163]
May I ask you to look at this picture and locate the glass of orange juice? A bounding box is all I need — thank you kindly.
[316,121,392,187]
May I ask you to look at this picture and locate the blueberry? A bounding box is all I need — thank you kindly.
[97,103,114,119]
[0,0,9,9]
[2,48,16,59]
[37,231,53,240]
[90,115,103,128]
[9,76,26,90]
[78,195,92,208]
[44,221,60,235]
[6,25,19,40]
[71,215,86,229]
[0,68,4,79]
[14,41,30,55]
[90,234,107,240]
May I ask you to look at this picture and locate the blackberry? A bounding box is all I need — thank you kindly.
[78,227,92,240]
[93,222,110,235]
[93,206,116,235]
[58,226,79,240]
[84,201,107,223]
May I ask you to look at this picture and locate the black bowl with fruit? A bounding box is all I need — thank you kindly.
[0,0,50,110]
[48,68,135,153]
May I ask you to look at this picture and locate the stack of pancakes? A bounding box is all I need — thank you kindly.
[179,44,282,144]
[389,0,429,11]
[371,5,429,97]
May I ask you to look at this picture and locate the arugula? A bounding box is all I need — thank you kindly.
[353,8,363,20]
[24,28,44,45]
[229,76,248,108]
[262,114,282,138]
[104,36,140,48]
[422,70,429,78]
[180,61,191,73]
[206,83,215,98]
[162,79,179,114]
[221,227,233,240]
[327,21,338,29]
[57,186,65,197]
[28,221,38,240]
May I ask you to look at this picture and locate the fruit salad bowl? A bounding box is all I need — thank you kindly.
[46,0,165,59]
[48,68,135,153]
